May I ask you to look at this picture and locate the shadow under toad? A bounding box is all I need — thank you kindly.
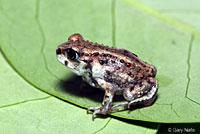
[56,75,125,103]
[56,75,158,109]
[56,75,159,129]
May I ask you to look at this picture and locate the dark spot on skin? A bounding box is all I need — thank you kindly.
[135,58,139,62]
[99,60,105,65]
[122,50,129,53]
[151,69,155,74]
[120,59,124,63]
[112,50,116,53]
[64,61,68,66]
[107,54,112,57]
[92,52,99,56]
[148,74,152,77]
[130,86,134,92]
[106,70,111,75]
[146,77,149,81]
[124,53,128,56]
[101,53,107,57]
[91,77,98,86]
[85,63,92,70]
[139,83,143,87]
[135,76,138,80]
[80,52,84,57]
[84,53,89,56]
[83,59,93,63]
[135,81,138,85]
[137,73,143,78]
[111,60,115,63]
[104,77,113,83]
[116,66,120,70]
[126,63,131,67]
[127,71,132,76]
[83,60,88,63]
[105,60,108,64]
[136,66,141,72]
[113,56,117,59]
[146,69,149,72]
[56,48,61,55]
[142,64,146,67]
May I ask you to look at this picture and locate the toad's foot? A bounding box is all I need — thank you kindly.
[87,105,125,120]
[87,106,110,121]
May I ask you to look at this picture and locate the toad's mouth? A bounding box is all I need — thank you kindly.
[57,54,66,65]
[56,54,77,70]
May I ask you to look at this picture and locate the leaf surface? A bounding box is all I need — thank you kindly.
[0,0,200,123]
[137,0,200,31]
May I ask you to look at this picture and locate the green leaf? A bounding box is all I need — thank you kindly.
[137,0,200,31]
[0,52,158,134]
[0,0,200,123]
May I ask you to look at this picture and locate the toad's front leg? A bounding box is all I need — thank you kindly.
[87,79,115,121]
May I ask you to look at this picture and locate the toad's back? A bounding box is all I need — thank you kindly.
[60,34,156,84]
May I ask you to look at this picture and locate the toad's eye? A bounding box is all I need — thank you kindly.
[65,48,79,61]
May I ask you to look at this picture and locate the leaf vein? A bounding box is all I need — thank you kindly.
[185,35,200,105]
[92,118,112,134]
[155,103,181,118]
[0,96,51,109]
[35,0,61,81]
[170,104,181,118]
[138,109,152,119]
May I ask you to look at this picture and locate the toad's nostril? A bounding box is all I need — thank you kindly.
[56,48,61,55]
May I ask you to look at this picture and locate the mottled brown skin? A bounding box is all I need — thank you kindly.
[56,33,158,120]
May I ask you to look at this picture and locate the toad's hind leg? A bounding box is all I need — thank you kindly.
[112,77,158,110]
[126,78,158,108]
